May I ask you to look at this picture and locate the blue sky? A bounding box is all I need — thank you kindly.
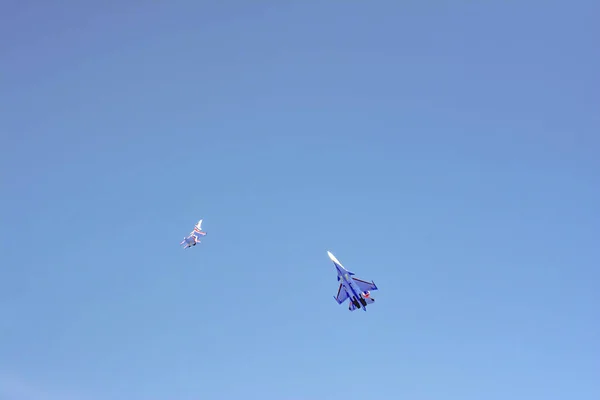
[1,1,599,399]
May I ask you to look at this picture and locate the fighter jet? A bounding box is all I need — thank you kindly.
[328,251,378,312]
[180,219,207,249]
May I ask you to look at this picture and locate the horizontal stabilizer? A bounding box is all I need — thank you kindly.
[364,297,375,304]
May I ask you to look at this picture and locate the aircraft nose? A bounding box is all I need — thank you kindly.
[327,251,339,264]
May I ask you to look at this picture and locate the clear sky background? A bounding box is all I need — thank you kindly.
[1,1,598,399]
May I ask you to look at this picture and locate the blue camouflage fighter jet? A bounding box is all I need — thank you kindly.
[328,251,378,312]
[180,219,207,249]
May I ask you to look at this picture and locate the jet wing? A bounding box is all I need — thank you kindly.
[352,277,378,292]
[334,284,349,304]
